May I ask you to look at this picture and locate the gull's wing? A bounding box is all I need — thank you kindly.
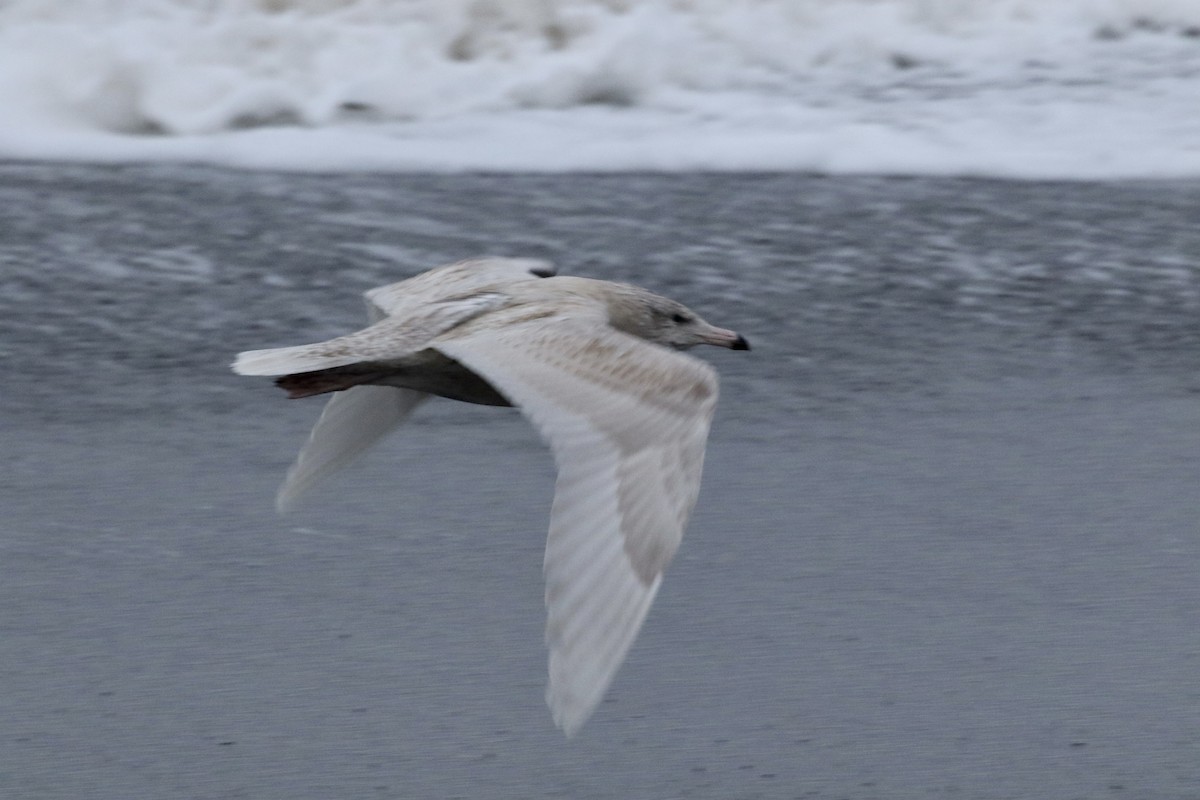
[275,385,427,512]
[235,258,555,377]
[365,257,556,319]
[267,280,429,512]
[434,315,718,736]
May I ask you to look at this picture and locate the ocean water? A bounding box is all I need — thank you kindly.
[2,0,1200,177]
[2,164,1199,798]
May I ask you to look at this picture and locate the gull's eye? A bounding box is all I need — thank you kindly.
[671,313,691,324]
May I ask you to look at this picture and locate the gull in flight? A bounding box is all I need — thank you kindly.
[232,257,749,735]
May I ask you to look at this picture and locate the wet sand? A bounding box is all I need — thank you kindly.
[1,165,1198,798]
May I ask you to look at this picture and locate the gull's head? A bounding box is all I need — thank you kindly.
[610,287,750,352]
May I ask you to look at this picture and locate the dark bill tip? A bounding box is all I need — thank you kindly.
[731,334,750,351]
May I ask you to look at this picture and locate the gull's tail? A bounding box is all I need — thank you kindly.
[232,343,363,378]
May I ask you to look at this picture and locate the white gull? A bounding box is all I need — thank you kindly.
[232,256,749,735]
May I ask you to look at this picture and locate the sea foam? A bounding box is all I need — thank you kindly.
[1,0,1198,178]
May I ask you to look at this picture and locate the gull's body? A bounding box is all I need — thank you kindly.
[233,257,748,735]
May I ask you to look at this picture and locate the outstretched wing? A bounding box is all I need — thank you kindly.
[435,314,718,736]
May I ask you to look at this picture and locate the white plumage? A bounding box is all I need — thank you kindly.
[232,257,748,735]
